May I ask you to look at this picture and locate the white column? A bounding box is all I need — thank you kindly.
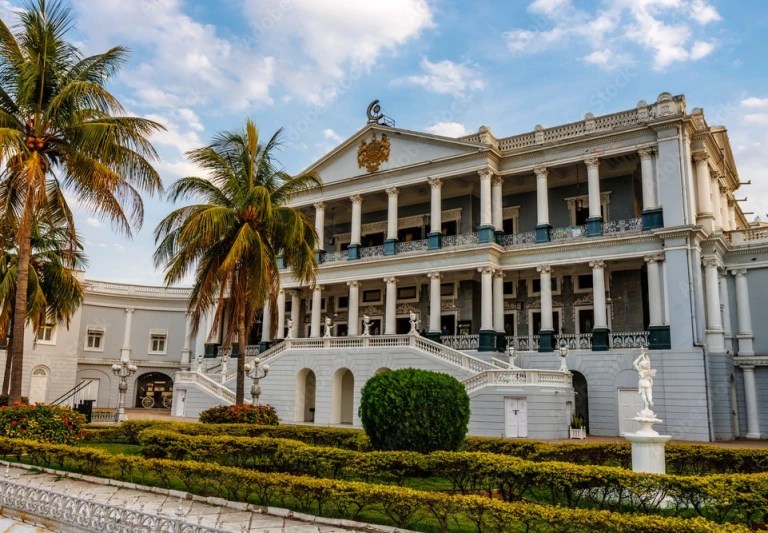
[537,266,553,331]
[711,176,723,231]
[590,261,607,329]
[350,195,363,248]
[534,166,550,227]
[290,291,300,338]
[384,277,398,335]
[427,272,442,334]
[386,187,399,242]
[585,157,602,220]
[491,175,504,231]
[428,178,442,235]
[703,258,725,352]
[638,147,657,210]
[276,290,286,340]
[718,270,731,343]
[479,169,493,228]
[719,186,730,231]
[693,152,714,232]
[347,281,360,336]
[313,202,326,251]
[732,269,754,356]
[194,311,206,358]
[742,366,762,439]
[260,300,272,346]
[120,308,134,362]
[181,313,192,366]
[479,267,495,331]
[645,255,664,327]
[310,286,323,338]
[493,270,505,334]
[728,200,737,230]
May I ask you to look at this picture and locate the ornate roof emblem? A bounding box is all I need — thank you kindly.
[357,132,390,173]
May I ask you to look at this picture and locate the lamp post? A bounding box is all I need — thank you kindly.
[220,353,229,375]
[111,361,138,422]
[196,354,204,373]
[558,341,569,372]
[244,357,270,406]
[507,343,517,369]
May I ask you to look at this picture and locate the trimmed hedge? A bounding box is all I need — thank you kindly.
[0,404,86,444]
[359,369,470,453]
[86,421,768,476]
[136,429,768,527]
[0,437,746,533]
[199,404,279,425]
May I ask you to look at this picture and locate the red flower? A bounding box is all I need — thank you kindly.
[11,421,16,426]
[67,425,73,430]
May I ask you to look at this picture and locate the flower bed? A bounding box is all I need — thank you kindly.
[0,403,86,444]
[198,404,279,425]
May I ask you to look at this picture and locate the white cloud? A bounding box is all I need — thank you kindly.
[144,112,202,156]
[322,129,343,143]
[505,0,722,70]
[744,114,768,126]
[242,0,434,102]
[84,218,102,228]
[394,58,484,96]
[741,97,768,109]
[85,240,107,249]
[425,122,470,137]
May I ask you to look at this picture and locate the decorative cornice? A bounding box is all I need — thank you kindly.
[502,206,520,219]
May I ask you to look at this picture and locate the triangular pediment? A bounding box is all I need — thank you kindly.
[303,125,488,185]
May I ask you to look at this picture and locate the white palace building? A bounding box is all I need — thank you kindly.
[2,92,767,441]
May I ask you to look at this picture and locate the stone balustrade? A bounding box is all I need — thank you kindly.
[727,227,768,246]
[462,368,572,394]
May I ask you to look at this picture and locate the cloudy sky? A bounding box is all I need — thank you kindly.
[3,0,767,285]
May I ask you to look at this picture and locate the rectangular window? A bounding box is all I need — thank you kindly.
[530,277,559,295]
[441,220,458,236]
[503,281,516,297]
[37,324,55,343]
[503,218,515,234]
[362,289,382,304]
[577,274,594,291]
[86,327,105,351]
[440,282,456,298]
[337,296,349,310]
[397,286,418,301]
[149,330,168,355]
[397,227,421,242]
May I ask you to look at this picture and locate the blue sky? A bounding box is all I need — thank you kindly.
[3,0,768,285]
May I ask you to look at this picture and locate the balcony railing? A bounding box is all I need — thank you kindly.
[501,231,536,246]
[462,368,572,394]
[555,333,593,350]
[551,225,587,241]
[442,232,479,249]
[360,245,385,258]
[609,331,649,349]
[727,227,768,246]
[441,334,479,350]
[324,250,348,263]
[506,335,540,351]
[396,239,429,254]
[603,218,643,234]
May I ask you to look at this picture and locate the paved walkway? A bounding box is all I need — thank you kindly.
[2,464,371,533]
[0,518,52,532]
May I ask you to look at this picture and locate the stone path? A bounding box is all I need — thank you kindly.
[2,464,374,533]
[0,517,53,532]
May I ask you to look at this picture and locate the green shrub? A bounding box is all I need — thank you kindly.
[0,403,86,444]
[0,437,747,533]
[199,404,279,425]
[359,368,469,453]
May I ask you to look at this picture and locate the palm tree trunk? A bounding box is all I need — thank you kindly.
[8,195,34,404]
[236,309,246,406]
[2,309,14,395]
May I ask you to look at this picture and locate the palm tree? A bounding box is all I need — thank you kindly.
[0,0,164,402]
[0,218,87,394]
[154,120,320,405]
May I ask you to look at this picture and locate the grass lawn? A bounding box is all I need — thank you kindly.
[77,442,142,455]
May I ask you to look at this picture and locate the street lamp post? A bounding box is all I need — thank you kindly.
[111,361,138,422]
[196,354,204,373]
[244,357,270,406]
[558,341,569,372]
[507,343,517,369]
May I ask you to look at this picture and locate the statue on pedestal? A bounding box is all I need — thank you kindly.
[286,319,293,339]
[362,315,371,336]
[408,311,418,335]
[324,316,334,338]
[633,346,657,418]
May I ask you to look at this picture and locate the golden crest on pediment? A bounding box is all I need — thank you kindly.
[357,132,390,173]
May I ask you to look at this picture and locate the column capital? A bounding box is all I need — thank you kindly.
[383,277,398,284]
[349,194,363,204]
[313,201,326,210]
[493,269,505,279]
[478,168,494,181]
[427,177,443,189]
[717,267,729,278]
[346,280,361,288]
[533,165,548,179]
[637,147,656,160]
[426,272,443,280]
[731,268,748,277]
[644,253,665,264]
[313,284,324,292]
[125,308,134,314]
[702,257,719,269]
[477,266,496,275]
[728,198,737,208]
[385,187,400,197]
[719,184,729,195]
[491,175,504,187]
[589,260,606,269]
[692,151,709,165]
[584,156,600,169]
[536,265,552,274]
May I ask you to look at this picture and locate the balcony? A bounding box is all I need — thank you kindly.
[442,331,649,352]
[727,227,768,246]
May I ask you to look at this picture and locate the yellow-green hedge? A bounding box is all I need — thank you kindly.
[136,428,768,527]
[0,437,746,533]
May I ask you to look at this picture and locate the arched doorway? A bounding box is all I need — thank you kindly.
[572,371,590,434]
[28,366,49,404]
[134,372,173,409]
[294,369,316,422]
[331,368,354,425]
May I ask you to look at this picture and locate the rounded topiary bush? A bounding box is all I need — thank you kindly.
[199,404,279,425]
[0,403,86,444]
[359,368,470,453]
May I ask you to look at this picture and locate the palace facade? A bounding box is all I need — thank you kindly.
[3,92,767,441]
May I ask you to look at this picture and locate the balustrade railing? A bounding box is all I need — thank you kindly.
[360,245,385,258]
[551,225,587,241]
[554,333,593,350]
[609,331,649,349]
[603,218,643,234]
[441,335,479,350]
[462,368,572,394]
[501,231,536,246]
[506,335,540,351]
[396,239,429,254]
[728,227,768,246]
[323,250,348,262]
[177,371,236,404]
[442,232,479,248]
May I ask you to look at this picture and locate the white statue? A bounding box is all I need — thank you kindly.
[408,311,418,335]
[633,346,657,415]
[285,319,293,339]
[323,316,334,338]
[362,315,371,336]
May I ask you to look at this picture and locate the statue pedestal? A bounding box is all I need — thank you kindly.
[624,412,672,475]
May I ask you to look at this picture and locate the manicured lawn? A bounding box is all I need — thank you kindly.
[77,442,142,455]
